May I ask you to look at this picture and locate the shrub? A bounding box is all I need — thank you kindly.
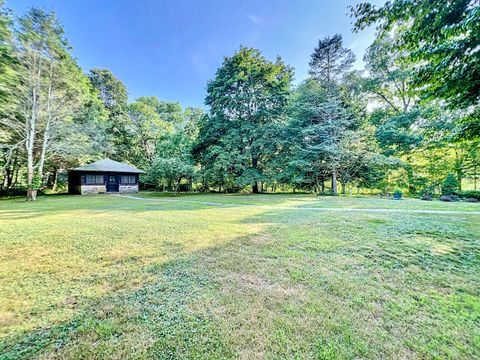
[459,190,480,200]
[32,174,42,190]
[393,189,402,199]
[440,195,457,202]
[441,174,459,196]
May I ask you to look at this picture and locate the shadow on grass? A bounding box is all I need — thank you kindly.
[0,251,237,359]
[1,196,479,359]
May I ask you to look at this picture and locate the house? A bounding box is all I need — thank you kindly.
[68,158,145,195]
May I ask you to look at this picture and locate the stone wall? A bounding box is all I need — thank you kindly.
[81,185,107,195]
[119,184,139,194]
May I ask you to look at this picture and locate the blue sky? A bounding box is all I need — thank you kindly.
[8,0,383,108]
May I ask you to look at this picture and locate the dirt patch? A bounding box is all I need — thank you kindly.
[250,234,272,245]
[223,272,305,299]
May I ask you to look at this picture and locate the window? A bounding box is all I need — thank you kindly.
[85,174,104,184]
[121,175,136,184]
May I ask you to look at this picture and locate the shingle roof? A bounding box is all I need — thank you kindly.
[74,158,145,174]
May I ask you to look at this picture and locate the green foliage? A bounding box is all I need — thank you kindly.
[88,68,130,159]
[309,34,355,85]
[195,46,292,193]
[442,173,460,196]
[351,0,480,139]
[1,2,479,200]
[31,174,41,190]
[148,157,195,193]
[459,190,480,200]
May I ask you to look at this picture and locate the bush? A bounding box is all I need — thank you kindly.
[459,190,480,200]
[393,189,402,199]
[441,174,459,196]
[440,195,457,202]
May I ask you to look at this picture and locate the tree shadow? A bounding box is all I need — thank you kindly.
[0,247,238,359]
[1,195,479,359]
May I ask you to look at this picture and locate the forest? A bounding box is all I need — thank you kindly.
[0,0,479,200]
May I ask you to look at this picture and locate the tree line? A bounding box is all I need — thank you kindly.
[0,1,479,199]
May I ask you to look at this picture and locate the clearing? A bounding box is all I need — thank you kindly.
[0,194,479,359]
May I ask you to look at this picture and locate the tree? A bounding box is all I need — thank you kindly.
[135,96,184,127]
[148,157,195,194]
[0,1,21,191]
[7,8,92,200]
[89,68,130,159]
[464,140,480,190]
[442,173,460,196]
[306,35,359,194]
[286,79,363,195]
[309,34,355,87]
[360,31,467,195]
[362,34,415,113]
[351,0,480,138]
[127,98,172,169]
[0,1,17,111]
[196,47,292,193]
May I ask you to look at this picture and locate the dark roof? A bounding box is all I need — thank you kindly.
[73,158,145,174]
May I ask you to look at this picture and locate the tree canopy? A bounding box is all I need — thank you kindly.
[0,2,478,199]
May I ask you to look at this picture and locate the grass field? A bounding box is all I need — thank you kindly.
[1,193,479,359]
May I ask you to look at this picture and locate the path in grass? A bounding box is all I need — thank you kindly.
[114,193,480,215]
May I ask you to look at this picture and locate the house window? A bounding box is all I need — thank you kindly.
[121,175,136,184]
[85,174,104,184]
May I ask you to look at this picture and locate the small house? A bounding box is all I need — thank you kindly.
[68,158,145,195]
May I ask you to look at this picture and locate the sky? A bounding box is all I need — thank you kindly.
[8,0,384,108]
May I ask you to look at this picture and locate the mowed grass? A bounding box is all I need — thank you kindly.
[0,194,479,359]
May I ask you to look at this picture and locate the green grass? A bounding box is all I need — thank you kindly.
[0,193,479,359]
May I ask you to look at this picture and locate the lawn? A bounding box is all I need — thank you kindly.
[0,193,479,359]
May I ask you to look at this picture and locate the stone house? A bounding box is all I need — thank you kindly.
[68,159,145,195]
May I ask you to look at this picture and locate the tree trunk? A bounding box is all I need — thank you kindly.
[174,179,180,196]
[340,180,346,195]
[51,168,59,192]
[474,162,478,190]
[454,149,463,191]
[331,170,338,195]
[27,189,37,201]
[252,155,259,194]
[26,55,43,201]
[12,162,20,188]
[38,61,54,183]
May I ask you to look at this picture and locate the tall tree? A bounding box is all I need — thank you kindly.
[285,79,363,194]
[135,96,184,127]
[196,47,292,193]
[0,1,21,191]
[8,8,91,199]
[351,0,480,138]
[89,68,130,159]
[127,97,172,169]
[307,35,357,194]
[362,34,414,113]
[309,34,355,87]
